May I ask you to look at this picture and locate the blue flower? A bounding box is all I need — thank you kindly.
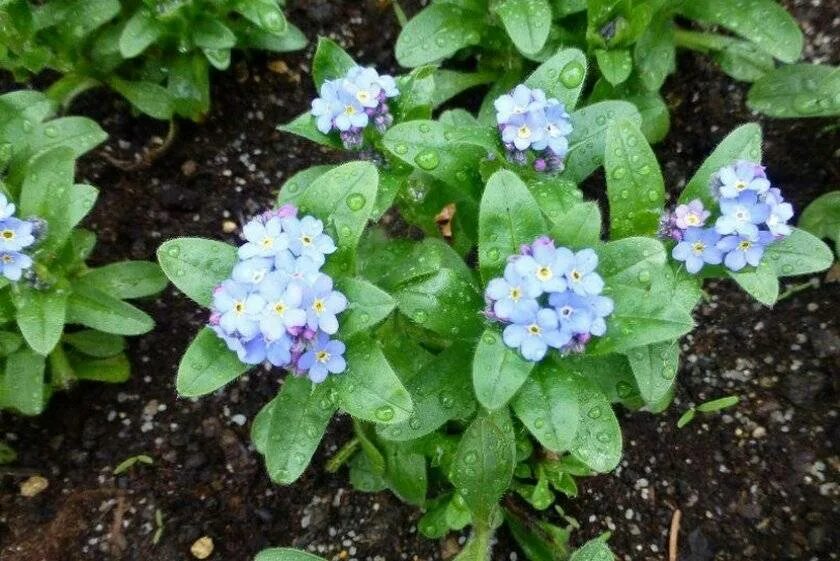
[715,191,771,240]
[333,88,369,132]
[502,301,569,361]
[534,100,572,157]
[494,84,545,125]
[713,161,770,199]
[213,279,266,339]
[259,280,307,340]
[0,218,34,253]
[548,291,593,336]
[514,244,572,293]
[232,257,274,285]
[583,295,614,337]
[565,249,605,296]
[672,227,724,274]
[274,252,322,284]
[717,231,774,271]
[485,262,541,320]
[0,194,16,220]
[298,333,347,382]
[239,216,288,259]
[265,333,294,368]
[342,67,383,109]
[310,80,345,134]
[303,275,347,334]
[283,215,337,265]
[501,111,548,152]
[0,251,32,281]
[763,188,793,237]
[211,326,267,365]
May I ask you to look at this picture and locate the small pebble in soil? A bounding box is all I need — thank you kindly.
[19,475,49,497]
[190,536,214,559]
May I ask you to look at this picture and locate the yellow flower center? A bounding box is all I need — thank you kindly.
[686,214,700,226]
[738,240,752,251]
[735,210,748,221]
[315,350,331,363]
[2,255,12,263]
[313,299,326,314]
[735,180,747,191]
[569,269,582,282]
[509,287,522,301]
[536,266,553,281]
[273,302,286,315]
[300,235,313,246]
[691,242,705,254]
[1,229,14,240]
[517,125,531,139]
[233,301,245,314]
[527,324,541,336]
[344,104,356,116]
[260,236,274,248]
[356,90,371,104]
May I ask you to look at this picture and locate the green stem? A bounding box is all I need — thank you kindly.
[48,344,75,390]
[325,437,359,473]
[777,278,819,302]
[673,28,731,53]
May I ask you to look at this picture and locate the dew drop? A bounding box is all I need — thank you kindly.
[345,193,366,211]
[374,405,395,422]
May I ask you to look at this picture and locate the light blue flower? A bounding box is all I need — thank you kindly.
[548,291,594,336]
[333,88,369,132]
[494,84,546,125]
[303,274,347,334]
[583,295,614,337]
[239,216,288,259]
[298,333,347,382]
[0,218,34,253]
[501,111,548,151]
[343,67,384,108]
[232,257,274,285]
[310,80,345,134]
[565,249,604,296]
[534,100,572,157]
[259,280,306,340]
[672,227,723,274]
[715,191,771,240]
[502,302,569,361]
[717,231,774,271]
[485,262,541,320]
[274,252,321,284]
[213,279,266,339]
[514,244,572,293]
[714,161,770,199]
[265,333,294,367]
[283,215,337,265]
[0,251,32,281]
[673,199,710,230]
[211,326,267,365]
[0,193,16,220]
[763,188,793,237]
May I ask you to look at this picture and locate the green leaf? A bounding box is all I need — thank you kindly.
[748,64,840,118]
[625,340,679,404]
[311,37,356,88]
[473,328,535,410]
[494,0,552,55]
[431,70,497,109]
[67,284,154,336]
[382,440,427,505]
[393,268,484,339]
[382,120,485,190]
[110,79,173,120]
[677,409,695,428]
[799,191,840,251]
[634,12,675,91]
[377,346,474,441]
[679,123,762,207]
[157,238,237,307]
[571,377,621,472]
[13,287,67,356]
[278,165,335,207]
[678,0,803,63]
[80,261,167,300]
[0,349,46,415]
[597,237,667,289]
[512,363,579,452]
[193,18,236,49]
[297,161,378,275]
[696,395,739,412]
[277,112,343,149]
[255,549,326,561]
[452,409,516,524]
[69,353,130,383]
[168,54,210,120]
[336,336,413,425]
[176,327,248,397]
[478,169,546,282]
[395,4,484,67]
[63,330,125,358]
[394,65,436,121]
[0,331,23,355]
[569,538,615,561]
[595,49,632,85]
[336,277,395,338]
[234,0,288,35]
[605,118,664,238]
[549,201,602,249]
[118,9,162,58]
[628,91,670,144]
[564,101,641,183]
[18,147,78,248]
[18,116,106,166]
[727,261,779,306]
[714,40,775,83]
[235,22,307,53]
[349,451,388,492]
[259,376,335,484]
[525,47,587,110]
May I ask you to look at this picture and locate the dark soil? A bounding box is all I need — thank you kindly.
[1,1,838,561]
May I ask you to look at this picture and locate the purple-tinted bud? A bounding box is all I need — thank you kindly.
[519,243,533,256]
[209,312,220,325]
[302,327,318,340]
[534,158,547,172]
[27,218,47,242]
[546,153,565,172]
[340,129,364,150]
[276,204,298,219]
[532,236,555,250]
[484,306,498,321]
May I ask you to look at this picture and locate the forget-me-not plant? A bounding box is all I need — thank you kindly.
[0,194,38,281]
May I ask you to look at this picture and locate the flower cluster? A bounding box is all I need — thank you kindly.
[663,161,793,273]
[484,237,613,361]
[310,66,399,150]
[209,205,348,383]
[0,194,36,282]
[494,84,573,173]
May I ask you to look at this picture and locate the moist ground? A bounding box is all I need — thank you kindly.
[1,1,838,560]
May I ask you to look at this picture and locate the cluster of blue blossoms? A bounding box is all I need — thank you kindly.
[310,66,399,150]
[209,205,348,383]
[0,194,36,282]
[494,84,573,173]
[663,161,793,273]
[484,237,613,361]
